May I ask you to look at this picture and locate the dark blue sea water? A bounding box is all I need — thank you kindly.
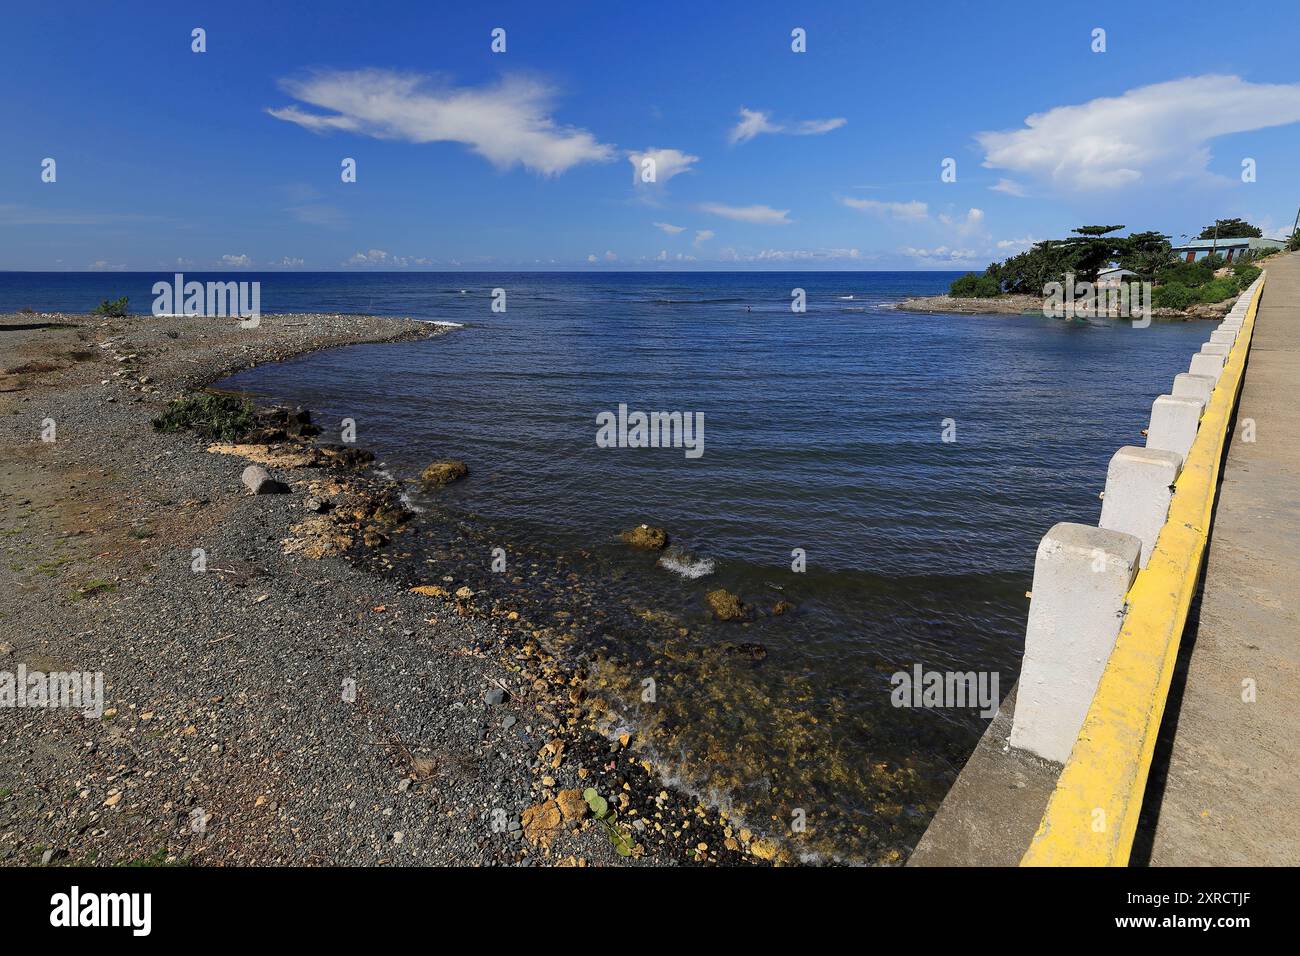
[1,271,1213,861]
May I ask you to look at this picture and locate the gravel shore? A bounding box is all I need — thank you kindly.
[0,311,758,867]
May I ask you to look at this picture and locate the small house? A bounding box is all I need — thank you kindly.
[1170,237,1285,264]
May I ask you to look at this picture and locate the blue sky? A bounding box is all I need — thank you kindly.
[2,0,1298,271]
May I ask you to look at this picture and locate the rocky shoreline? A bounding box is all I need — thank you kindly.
[892,293,1231,320]
[0,311,773,866]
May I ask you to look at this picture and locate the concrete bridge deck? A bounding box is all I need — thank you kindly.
[1136,251,1300,865]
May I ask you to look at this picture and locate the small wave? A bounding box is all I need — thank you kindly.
[837,295,855,300]
[650,297,745,305]
[657,550,716,579]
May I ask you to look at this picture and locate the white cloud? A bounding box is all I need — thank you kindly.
[938,208,985,235]
[717,247,863,262]
[627,147,699,185]
[996,236,1038,252]
[694,229,714,246]
[221,254,252,267]
[268,70,615,176]
[977,74,1300,191]
[698,202,791,224]
[344,249,430,268]
[839,197,929,220]
[586,254,598,263]
[990,178,1028,197]
[604,250,618,261]
[279,256,306,267]
[899,246,978,263]
[728,108,846,145]
[653,221,686,234]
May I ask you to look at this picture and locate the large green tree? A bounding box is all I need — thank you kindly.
[1197,218,1262,239]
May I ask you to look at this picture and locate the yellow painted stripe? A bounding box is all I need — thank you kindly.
[1021,276,1267,867]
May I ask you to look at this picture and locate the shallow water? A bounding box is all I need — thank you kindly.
[2,270,1211,860]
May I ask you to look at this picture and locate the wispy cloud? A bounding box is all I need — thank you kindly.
[717,247,864,262]
[627,147,699,185]
[728,108,846,145]
[699,202,791,224]
[268,69,615,176]
[0,204,167,226]
[839,197,929,220]
[977,74,1300,191]
[693,229,714,246]
[989,178,1028,197]
[221,254,252,267]
[653,221,686,234]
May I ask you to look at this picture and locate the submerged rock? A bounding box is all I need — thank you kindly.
[318,444,375,470]
[705,588,746,621]
[772,600,795,616]
[421,459,468,487]
[620,524,668,550]
[715,641,767,661]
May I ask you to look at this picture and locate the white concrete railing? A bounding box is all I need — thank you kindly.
[1009,278,1264,763]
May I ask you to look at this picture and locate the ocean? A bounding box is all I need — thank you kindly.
[0,270,1212,861]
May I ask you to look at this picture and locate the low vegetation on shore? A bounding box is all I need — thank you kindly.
[936,219,1289,316]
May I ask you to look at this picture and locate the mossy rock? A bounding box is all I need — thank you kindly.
[420,459,468,487]
[705,588,746,621]
[620,524,668,550]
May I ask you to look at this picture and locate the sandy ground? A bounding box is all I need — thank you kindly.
[0,311,759,867]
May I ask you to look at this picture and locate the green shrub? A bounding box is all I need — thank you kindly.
[1152,282,1195,310]
[949,273,1001,298]
[1159,260,1215,286]
[152,393,254,441]
[1196,278,1239,304]
[1232,264,1261,289]
[91,296,129,318]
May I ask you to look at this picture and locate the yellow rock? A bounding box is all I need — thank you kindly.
[409,585,450,598]
[555,788,588,823]
[520,800,563,849]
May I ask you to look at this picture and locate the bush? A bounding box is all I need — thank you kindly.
[1152,283,1196,310]
[152,393,254,441]
[1232,264,1261,289]
[1157,260,1215,287]
[91,296,129,318]
[949,273,1001,298]
[1196,278,1239,304]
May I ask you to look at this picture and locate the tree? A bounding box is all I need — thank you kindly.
[1288,230,1300,252]
[1071,225,1125,237]
[1197,218,1262,240]
[1118,231,1174,280]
